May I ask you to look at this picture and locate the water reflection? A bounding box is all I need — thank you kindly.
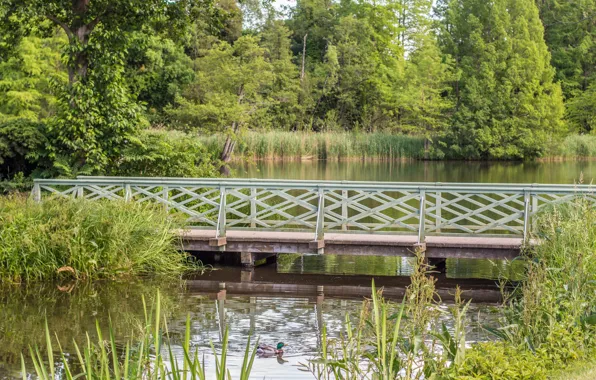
[233,160,596,184]
[275,253,525,281]
[0,272,503,380]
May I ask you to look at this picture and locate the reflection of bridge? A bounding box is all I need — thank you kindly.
[33,177,594,265]
[186,266,503,345]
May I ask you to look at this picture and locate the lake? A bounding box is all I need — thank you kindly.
[4,160,594,379]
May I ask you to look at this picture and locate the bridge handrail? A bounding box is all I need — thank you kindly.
[33,177,596,193]
[32,176,596,246]
[74,175,595,189]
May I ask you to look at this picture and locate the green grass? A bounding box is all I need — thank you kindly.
[0,196,199,283]
[200,131,425,160]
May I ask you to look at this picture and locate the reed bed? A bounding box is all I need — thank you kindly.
[24,292,258,380]
[545,134,596,160]
[200,131,425,161]
[0,196,198,283]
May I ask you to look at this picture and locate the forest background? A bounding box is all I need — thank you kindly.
[1,0,595,180]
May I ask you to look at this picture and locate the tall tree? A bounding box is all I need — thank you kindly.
[537,0,596,133]
[166,35,273,175]
[397,0,454,157]
[0,0,213,172]
[437,0,565,159]
[0,29,67,122]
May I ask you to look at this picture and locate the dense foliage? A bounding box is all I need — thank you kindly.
[0,0,594,178]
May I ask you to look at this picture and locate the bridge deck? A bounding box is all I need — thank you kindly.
[182,229,524,259]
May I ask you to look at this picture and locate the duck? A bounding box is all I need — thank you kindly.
[256,342,285,356]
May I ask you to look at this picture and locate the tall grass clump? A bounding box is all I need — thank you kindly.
[24,291,258,380]
[0,196,197,283]
[301,250,469,379]
[200,131,425,161]
[545,134,596,159]
[455,198,596,379]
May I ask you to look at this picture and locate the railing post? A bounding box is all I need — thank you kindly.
[532,193,538,231]
[309,187,326,253]
[418,190,426,244]
[77,185,84,199]
[163,185,169,212]
[315,188,325,241]
[32,182,41,203]
[250,187,257,228]
[341,189,348,231]
[523,190,531,240]
[435,191,442,233]
[124,184,132,202]
[216,187,227,239]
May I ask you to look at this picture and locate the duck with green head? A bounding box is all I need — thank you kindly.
[257,342,285,356]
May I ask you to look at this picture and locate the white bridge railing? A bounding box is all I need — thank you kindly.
[32,176,595,243]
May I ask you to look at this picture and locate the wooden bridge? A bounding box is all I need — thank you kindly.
[32,176,595,266]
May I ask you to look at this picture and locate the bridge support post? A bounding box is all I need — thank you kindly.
[241,267,254,282]
[241,252,277,268]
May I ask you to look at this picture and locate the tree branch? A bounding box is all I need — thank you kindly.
[45,14,73,39]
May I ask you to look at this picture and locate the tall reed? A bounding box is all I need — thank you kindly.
[301,249,466,379]
[0,196,199,283]
[200,131,425,161]
[24,291,258,380]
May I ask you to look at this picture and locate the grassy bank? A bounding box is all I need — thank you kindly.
[304,199,596,379]
[0,196,197,283]
[200,131,596,161]
[200,131,425,161]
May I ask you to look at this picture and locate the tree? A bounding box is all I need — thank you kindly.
[537,0,596,133]
[437,0,565,159]
[397,4,454,158]
[125,34,195,119]
[167,35,273,175]
[0,0,213,172]
[0,29,67,122]
[260,20,302,130]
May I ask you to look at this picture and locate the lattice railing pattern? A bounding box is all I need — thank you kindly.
[33,178,596,242]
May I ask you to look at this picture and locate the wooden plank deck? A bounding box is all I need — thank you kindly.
[181,229,524,259]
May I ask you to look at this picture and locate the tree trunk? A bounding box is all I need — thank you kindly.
[301,33,308,83]
[47,0,101,86]
[424,138,430,160]
[219,122,238,176]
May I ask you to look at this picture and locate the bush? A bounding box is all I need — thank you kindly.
[113,129,217,177]
[0,118,48,180]
[0,196,197,283]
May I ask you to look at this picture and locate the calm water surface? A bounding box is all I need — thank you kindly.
[6,160,585,379]
[0,271,502,380]
[233,160,596,184]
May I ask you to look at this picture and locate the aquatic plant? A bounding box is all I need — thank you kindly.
[453,198,596,379]
[300,250,464,379]
[200,131,425,161]
[0,196,201,283]
[24,291,258,380]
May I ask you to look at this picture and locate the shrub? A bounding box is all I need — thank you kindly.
[0,118,48,180]
[0,196,197,283]
[113,129,217,177]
